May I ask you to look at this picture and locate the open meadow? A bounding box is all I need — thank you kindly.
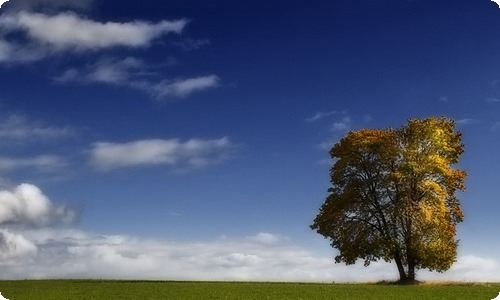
[0,281,498,300]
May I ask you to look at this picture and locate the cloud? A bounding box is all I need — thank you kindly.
[306,111,342,123]
[491,122,500,132]
[174,38,211,51]
[0,114,75,141]
[0,0,8,9]
[55,58,218,99]
[151,75,220,98]
[0,229,497,282]
[313,113,368,151]
[0,183,75,227]
[90,137,234,171]
[0,230,356,281]
[485,97,500,103]
[420,254,500,282]
[456,118,477,126]
[331,116,351,132]
[54,57,148,85]
[0,155,66,173]
[1,11,187,51]
[0,229,37,266]
[0,11,187,62]
[1,0,94,13]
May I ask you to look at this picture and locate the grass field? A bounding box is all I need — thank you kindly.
[0,280,498,299]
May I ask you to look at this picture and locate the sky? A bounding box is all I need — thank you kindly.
[0,0,499,282]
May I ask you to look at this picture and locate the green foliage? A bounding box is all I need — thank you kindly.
[311,117,466,281]
[0,280,498,300]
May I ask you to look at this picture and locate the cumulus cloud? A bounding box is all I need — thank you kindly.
[90,137,234,171]
[0,229,37,265]
[0,229,497,282]
[0,183,75,227]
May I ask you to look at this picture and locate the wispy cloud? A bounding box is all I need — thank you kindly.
[491,122,500,132]
[485,97,500,103]
[456,118,478,126]
[0,155,66,173]
[306,111,342,123]
[90,137,234,171]
[330,116,351,132]
[151,75,220,98]
[0,114,75,142]
[54,57,148,85]
[310,112,369,151]
[174,38,211,51]
[439,96,448,102]
[55,57,219,99]
[1,9,218,99]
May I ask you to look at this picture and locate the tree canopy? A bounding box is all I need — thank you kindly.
[311,117,466,282]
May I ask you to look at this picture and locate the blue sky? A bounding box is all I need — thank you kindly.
[0,0,499,282]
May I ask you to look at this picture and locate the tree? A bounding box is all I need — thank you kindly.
[311,117,466,283]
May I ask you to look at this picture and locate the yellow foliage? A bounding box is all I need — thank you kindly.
[312,116,466,280]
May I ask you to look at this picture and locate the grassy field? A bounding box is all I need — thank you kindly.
[0,280,498,299]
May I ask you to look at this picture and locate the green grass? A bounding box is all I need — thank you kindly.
[0,280,498,299]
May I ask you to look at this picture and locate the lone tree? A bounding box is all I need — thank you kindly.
[311,117,466,283]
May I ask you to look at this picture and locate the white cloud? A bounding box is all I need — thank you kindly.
[0,183,75,227]
[0,229,497,282]
[456,118,477,126]
[0,11,187,62]
[151,75,220,98]
[420,254,500,282]
[55,58,218,99]
[306,111,341,123]
[0,114,75,141]
[90,137,233,171]
[331,116,351,132]
[1,11,187,51]
[0,229,37,266]
[0,0,8,9]
[55,57,146,85]
[0,155,66,173]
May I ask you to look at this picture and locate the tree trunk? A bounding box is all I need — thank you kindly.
[407,259,416,281]
[394,250,408,282]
